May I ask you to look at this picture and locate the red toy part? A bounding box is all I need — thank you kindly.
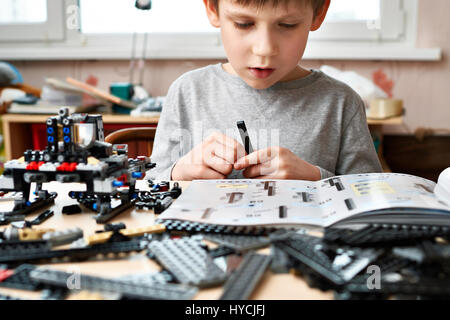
[0,269,14,282]
[26,162,39,171]
[57,162,78,172]
[117,173,128,183]
[372,69,394,98]
[70,163,77,171]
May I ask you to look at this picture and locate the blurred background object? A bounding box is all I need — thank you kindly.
[0,62,23,85]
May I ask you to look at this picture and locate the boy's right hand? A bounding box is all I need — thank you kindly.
[171,132,246,181]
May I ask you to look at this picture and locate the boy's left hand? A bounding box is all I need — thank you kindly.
[233,147,321,181]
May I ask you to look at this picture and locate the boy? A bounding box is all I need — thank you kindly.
[147,0,382,181]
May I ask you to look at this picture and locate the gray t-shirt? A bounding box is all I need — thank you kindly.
[146,63,382,181]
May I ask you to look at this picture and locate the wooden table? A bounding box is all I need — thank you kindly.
[0,180,333,300]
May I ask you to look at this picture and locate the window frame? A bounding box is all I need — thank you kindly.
[0,0,441,61]
[311,0,405,41]
[0,0,64,42]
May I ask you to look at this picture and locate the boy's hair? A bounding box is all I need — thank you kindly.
[209,0,326,17]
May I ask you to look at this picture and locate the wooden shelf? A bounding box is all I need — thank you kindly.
[1,113,159,124]
[367,115,403,126]
[1,114,160,160]
[1,113,403,166]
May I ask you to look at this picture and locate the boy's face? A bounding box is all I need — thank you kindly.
[205,0,329,89]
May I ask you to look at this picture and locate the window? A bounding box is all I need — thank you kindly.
[0,0,47,24]
[311,0,404,41]
[0,0,64,41]
[79,0,392,40]
[327,0,381,21]
[80,0,215,34]
[0,0,441,61]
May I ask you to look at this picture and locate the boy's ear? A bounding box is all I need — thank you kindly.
[311,0,331,31]
[203,0,221,28]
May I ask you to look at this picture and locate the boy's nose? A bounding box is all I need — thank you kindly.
[251,29,278,58]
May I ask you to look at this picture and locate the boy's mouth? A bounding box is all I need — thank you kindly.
[249,67,275,79]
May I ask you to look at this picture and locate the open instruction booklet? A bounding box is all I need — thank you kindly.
[159,169,450,228]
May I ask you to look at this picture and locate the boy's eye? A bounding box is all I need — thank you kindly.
[233,22,298,30]
[234,22,254,29]
[279,23,298,29]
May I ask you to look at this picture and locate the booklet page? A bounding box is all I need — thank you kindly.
[319,173,448,226]
[159,173,449,227]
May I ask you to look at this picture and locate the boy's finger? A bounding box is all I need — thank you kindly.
[205,155,234,176]
[213,132,242,149]
[242,160,276,178]
[193,164,226,179]
[214,140,246,164]
[173,163,225,180]
[234,147,277,170]
[201,167,227,179]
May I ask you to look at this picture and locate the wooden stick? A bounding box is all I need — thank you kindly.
[66,77,122,105]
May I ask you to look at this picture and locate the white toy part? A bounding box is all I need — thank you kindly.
[4,160,26,170]
[0,88,26,104]
[93,177,117,193]
[320,65,388,108]
[0,175,14,189]
[435,167,450,204]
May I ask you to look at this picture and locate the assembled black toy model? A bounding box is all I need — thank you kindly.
[0,107,155,223]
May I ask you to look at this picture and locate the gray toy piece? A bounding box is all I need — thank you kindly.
[148,236,227,288]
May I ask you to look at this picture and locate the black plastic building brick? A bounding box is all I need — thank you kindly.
[202,234,271,252]
[0,238,146,264]
[11,210,54,229]
[62,204,82,215]
[219,252,272,300]
[338,251,450,299]
[324,224,450,246]
[94,199,136,224]
[0,193,57,219]
[0,214,26,226]
[30,209,54,225]
[153,196,174,214]
[274,234,382,285]
[344,272,450,297]
[274,239,341,286]
[30,267,198,300]
[0,264,42,291]
[155,219,277,236]
[207,246,236,259]
[0,240,52,255]
[270,245,294,274]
